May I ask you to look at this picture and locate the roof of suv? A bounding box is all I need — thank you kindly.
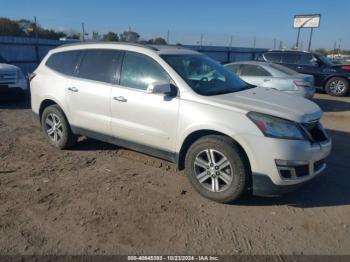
[54,41,200,56]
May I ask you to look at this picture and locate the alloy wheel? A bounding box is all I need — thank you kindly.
[329,79,346,95]
[194,149,233,192]
[45,113,63,143]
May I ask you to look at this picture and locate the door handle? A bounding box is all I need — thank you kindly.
[68,87,79,92]
[113,96,127,102]
[297,66,303,70]
[263,79,270,82]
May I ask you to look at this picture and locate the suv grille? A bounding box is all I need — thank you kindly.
[301,121,328,143]
[0,72,17,85]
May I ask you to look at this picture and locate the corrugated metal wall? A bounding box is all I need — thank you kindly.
[0,36,267,74]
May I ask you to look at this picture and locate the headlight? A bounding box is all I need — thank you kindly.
[247,112,305,140]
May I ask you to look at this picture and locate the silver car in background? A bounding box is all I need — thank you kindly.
[225,61,315,98]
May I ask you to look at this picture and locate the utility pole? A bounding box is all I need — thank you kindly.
[200,33,203,48]
[166,30,170,44]
[307,28,314,51]
[82,22,85,41]
[338,39,342,56]
[253,36,256,48]
[295,27,301,49]
[279,40,283,49]
[273,38,276,49]
[229,35,233,49]
[333,41,337,59]
[34,16,39,65]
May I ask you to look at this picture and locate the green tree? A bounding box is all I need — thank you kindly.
[119,31,140,42]
[147,37,167,45]
[314,48,328,56]
[102,32,119,41]
[0,17,25,36]
[91,31,101,41]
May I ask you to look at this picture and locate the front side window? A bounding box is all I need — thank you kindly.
[120,52,170,90]
[240,64,271,77]
[282,53,300,64]
[162,54,249,96]
[46,50,82,75]
[263,52,282,63]
[78,49,122,84]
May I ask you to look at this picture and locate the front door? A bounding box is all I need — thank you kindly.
[111,52,179,153]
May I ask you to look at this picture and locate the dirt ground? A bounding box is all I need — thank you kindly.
[0,93,349,255]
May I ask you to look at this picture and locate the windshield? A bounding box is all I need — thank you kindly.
[316,54,333,65]
[161,54,249,96]
[0,55,7,63]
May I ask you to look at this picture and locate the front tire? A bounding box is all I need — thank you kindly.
[184,135,249,203]
[41,105,77,149]
[325,77,349,97]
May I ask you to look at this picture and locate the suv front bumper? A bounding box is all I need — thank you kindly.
[237,134,332,196]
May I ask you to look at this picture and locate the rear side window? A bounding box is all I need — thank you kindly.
[240,64,271,77]
[263,52,281,63]
[77,49,122,84]
[282,53,300,64]
[46,51,81,75]
[225,64,240,74]
[120,52,170,90]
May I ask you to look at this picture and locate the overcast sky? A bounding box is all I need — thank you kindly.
[2,0,349,50]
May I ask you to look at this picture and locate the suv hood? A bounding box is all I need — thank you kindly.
[0,63,19,72]
[209,87,322,123]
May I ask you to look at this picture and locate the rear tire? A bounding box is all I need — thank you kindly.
[184,135,249,203]
[41,105,77,149]
[325,77,349,97]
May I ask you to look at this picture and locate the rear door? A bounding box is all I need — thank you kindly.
[280,52,301,71]
[239,64,273,87]
[297,53,325,86]
[66,49,123,135]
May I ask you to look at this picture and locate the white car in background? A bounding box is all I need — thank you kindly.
[225,61,315,98]
[0,55,28,100]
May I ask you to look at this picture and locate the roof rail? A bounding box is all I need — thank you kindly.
[59,41,159,51]
[266,49,310,53]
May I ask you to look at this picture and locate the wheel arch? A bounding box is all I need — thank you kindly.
[177,129,252,175]
[39,98,69,123]
[323,75,349,89]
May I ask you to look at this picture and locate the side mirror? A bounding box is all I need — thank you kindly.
[147,82,172,95]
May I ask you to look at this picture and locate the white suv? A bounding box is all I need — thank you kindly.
[30,42,331,203]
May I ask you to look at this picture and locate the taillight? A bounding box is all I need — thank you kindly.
[293,80,310,87]
[341,66,350,71]
[28,73,36,82]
